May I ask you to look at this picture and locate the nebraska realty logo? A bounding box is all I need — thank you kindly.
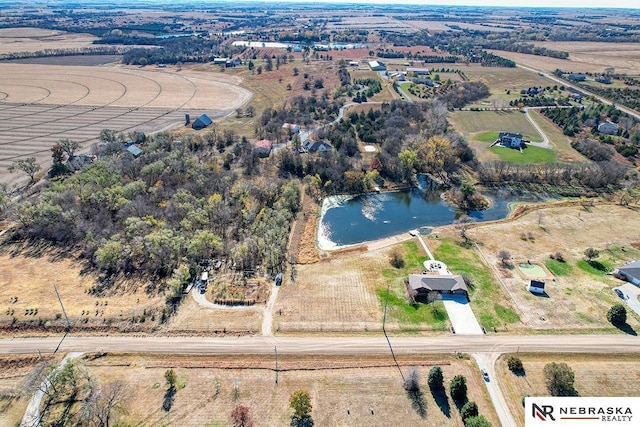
[525,397,640,426]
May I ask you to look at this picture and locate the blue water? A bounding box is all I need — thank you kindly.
[319,185,547,248]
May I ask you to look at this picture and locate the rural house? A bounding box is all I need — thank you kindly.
[254,139,273,158]
[192,114,213,130]
[282,123,300,134]
[408,274,469,300]
[528,280,546,294]
[303,140,333,153]
[597,121,619,135]
[615,261,640,286]
[497,132,523,149]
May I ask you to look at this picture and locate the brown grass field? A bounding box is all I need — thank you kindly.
[63,352,498,426]
[0,63,251,186]
[0,28,97,56]
[491,43,640,75]
[465,204,640,331]
[273,248,385,333]
[527,109,586,163]
[0,248,165,335]
[497,353,640,427]
[0,354,61,426]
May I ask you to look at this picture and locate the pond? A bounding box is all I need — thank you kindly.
[318,182,550,250]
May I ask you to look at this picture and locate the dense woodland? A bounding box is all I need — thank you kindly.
[10,134,300,303]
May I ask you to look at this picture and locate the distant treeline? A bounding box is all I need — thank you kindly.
[0,46,127,61]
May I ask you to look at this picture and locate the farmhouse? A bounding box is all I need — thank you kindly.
[368,60,386,71]
[596,75,612,84]
[497,131,523,149]
[615,261,640,286]
[192,113,213,130]
[66,154,95,172]
[528,280,546,294]
[408,274,469,299]
[303,140,333,153]
[597,121,619,135]
[254,139,273,158]
[348,61,359,67]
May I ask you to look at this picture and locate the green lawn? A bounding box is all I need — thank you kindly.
[477,131,542,144]
[544,259,573,276]
[378,241,448,331]
[577,260,612,276]
[490,145,557,164]
[433,238,520,329]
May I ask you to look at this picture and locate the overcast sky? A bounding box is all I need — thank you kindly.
[235,0,639,8]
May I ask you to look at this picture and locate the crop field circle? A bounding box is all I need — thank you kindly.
[0,63,252,185]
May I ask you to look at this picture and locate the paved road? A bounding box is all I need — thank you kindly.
[517,64,640,121]
[2,334,639,356]
[523,108,551,149]
[20,352,84,427]
[474,352,516,427]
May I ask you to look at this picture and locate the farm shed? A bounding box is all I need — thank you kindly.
[406,67,430,75]
[192,114,213,130]
[528,280,546,294]
[408,274,468,299]
[368,60,386,71]
[616,261,640,286]
[126,144,143,157]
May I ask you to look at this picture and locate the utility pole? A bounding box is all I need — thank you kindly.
[274,346,278,385]
[53,284,70,331]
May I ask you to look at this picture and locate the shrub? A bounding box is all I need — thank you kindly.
[607,304,627,325]
[460,401,479,422]
[403,366,420,392]
[543,362,575,396]
[507,355,523,373]
[450,374,467,403]
[389,249,405,268]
